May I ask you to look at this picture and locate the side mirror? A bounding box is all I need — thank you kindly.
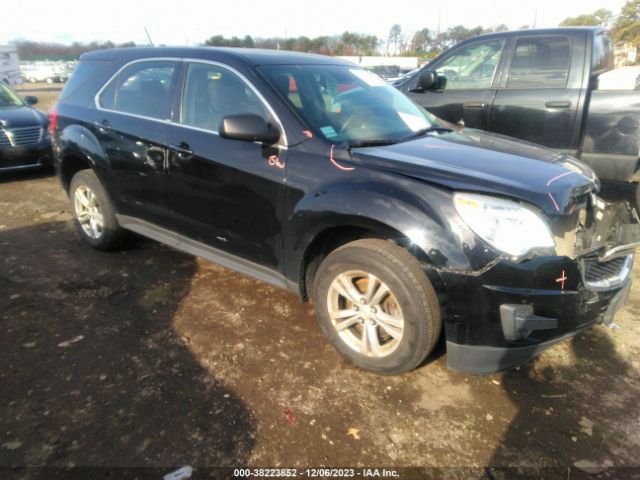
[24,96,38,106]
[418,70,439,90]
[219,114,280,144]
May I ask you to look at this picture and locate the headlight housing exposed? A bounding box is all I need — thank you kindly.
[454,193,555,257]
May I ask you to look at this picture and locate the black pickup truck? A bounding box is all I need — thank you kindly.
[396,27,640,205]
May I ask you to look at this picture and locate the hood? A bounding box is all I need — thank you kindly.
[0,106,47,129]
[348,128,598,215]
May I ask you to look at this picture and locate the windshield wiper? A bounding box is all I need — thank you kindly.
[347,127,453,148]
[347,139,401,148]
[398,126,453,142]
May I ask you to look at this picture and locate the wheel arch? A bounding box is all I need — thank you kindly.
[299,221,406,301]
[57,124,107,192]
[59,153,93,192]
[295,214,451,303]
[288,182,485,302]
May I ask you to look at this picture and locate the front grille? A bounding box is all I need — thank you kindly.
[583,255,633,290]
[0,130,10,147]
[9,126,43,146]
[585,257,627,283]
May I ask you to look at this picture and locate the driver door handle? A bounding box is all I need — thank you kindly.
[463,101,487,109]
[545,100,571,109]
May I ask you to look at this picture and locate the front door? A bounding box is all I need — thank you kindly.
[405,39,505,129]
[167,61,286,270]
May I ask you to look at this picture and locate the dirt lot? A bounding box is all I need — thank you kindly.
[1,87,640,479]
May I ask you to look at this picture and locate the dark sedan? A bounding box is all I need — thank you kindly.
[0,82,51,173]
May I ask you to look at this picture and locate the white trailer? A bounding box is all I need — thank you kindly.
[0,46,22,86]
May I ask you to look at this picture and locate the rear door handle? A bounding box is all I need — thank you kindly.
[462,101,487,109]
[169,143,193,160]
[545,100,571,108]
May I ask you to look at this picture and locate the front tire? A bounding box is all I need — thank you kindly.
[69,169,126,251]
[312,239,441,375]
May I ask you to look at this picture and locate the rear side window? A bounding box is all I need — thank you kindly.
[98,60,176,120]
[59,60,111,103]
[506,36,571,89]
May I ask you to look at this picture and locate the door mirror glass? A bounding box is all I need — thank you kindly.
[219,114,280,144]
[418,70,439,90]
[24,95,38,105]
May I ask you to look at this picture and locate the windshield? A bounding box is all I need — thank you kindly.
[0,82,25,108]
[259,64,438,145]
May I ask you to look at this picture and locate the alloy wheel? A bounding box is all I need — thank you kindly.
[74,184,105,239]
[327,270,404,357]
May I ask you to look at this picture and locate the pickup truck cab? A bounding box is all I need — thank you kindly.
[52,47,639,375]
[397,28,640,205]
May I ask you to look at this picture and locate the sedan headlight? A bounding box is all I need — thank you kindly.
[454,193,555,257]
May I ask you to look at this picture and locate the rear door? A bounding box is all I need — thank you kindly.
[490,34,582,155]
[166,61,286,270]
[95,59,179,228]
[405,38,505,129]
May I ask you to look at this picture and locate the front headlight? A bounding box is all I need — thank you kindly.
[454,193,554,257]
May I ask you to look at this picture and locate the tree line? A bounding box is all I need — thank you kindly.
[13,40,136,61]
[10,0,640,62]
[560,0,640,59]
[201,25,509,57]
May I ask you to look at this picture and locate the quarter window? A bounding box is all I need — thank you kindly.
[434,40,503,90]
[507,36,571,89]
[98,60,176,120]
[181,63,267,132]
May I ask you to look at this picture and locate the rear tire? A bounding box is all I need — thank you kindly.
[69,169,127,251]
[312,239,441,375]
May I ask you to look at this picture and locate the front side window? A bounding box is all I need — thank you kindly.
[181,63,268,132]
[507,36,571,89]
[98,60,176,120]
[259,64,437,145]
[433,40,503,90]
[0,82,24,108]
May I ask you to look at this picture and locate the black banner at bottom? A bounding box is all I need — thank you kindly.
[1,466,637,480]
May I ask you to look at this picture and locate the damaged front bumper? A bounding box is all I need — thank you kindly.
[441,198,639,375]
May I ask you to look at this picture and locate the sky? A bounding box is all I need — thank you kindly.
[1,0,625,47]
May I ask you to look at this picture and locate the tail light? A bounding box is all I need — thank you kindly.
[48,110,58,136]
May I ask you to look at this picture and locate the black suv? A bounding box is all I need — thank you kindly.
[52,47,639,375]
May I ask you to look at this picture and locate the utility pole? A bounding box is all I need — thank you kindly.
[144,27,154,47]
[436,7,441,49]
